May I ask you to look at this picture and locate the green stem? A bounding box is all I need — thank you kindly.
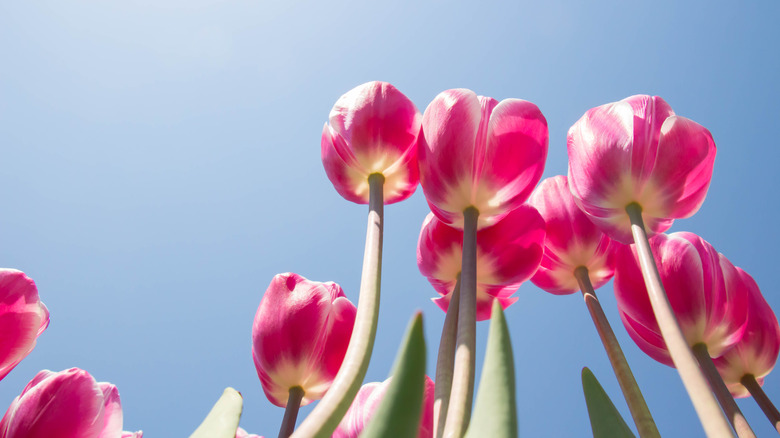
[278,386,305,438]
[741,373,780,434]
[625,203,734,438]
[692,343,755,438]
[574,266,660,438]
[434,279,460,438]
[291,173,385,438]
[442,206,479,438]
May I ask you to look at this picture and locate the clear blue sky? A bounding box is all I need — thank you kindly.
[2,1,779,436]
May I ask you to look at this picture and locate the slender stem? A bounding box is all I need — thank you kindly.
[692,343,756,438]
[575,266,660,438]
[625,203,734,438]
[292,173,384,438]
[434,280,461,438]
[742,374,780,434]
[278,386,305,438]
[442,206,479,438]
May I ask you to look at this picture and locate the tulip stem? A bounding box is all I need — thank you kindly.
[434,279,461,438]
[278,386,305,438]
[292,173,385,438]
[741,373,780,433]
[691,343,756,437]
[442,206,479,438]
[625,202,735,438]
[574,266,660,438]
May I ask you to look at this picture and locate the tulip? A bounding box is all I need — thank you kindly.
[416,207,544,321]
[321,81,421,205]
[615,232,748,365]
[332,375,435,438]
[715,269,780,398]
[121,432,144,438]
[567,95,716,244]
[236,427,264,438]
[252,273,356,408]
[527,176,616,295]
[0,269,50,382]
[418,88,548,230]
[0,368,137,438]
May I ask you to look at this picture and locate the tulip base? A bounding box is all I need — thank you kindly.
[625,202,734,438]
[741,374,780,433]
[278,386,305,438]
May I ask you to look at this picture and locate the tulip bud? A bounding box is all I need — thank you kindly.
[528,176,617,295]
[0,269,50,381]
[714,269,780,398]
[418,88,548,229]
[332,375,435,438]
[567,95,716,243]
[614,232,748,366]
[252,273,357,407]
[0,368,139,438]
[321,81,421,204]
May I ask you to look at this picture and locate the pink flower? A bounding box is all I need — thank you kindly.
[0,269,50,381]
[614,232,748,366]
[121,432,143,438]
[0,368,132,438]
[332,375,435,438]
[528,176,617,295]
[418,89,548,229]
[567,95,716,243]
[321,81,421,204]
[416,206,545,320]
[235,427,264,438]
[252,273,357,407]
[715,269,780,398]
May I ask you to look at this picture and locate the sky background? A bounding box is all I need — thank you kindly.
[2,1,779,437]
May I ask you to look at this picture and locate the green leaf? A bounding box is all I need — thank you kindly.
[360,312,426,438]
[189,387,243,438]
[465,300,517,438]
[581,367,636,438]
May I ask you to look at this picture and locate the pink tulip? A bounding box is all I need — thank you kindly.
[416,206,545,320]
[528,176,618,295]
[332,375,435,438]
[252,273,357,407]
[121,432,143,438]
[321,81,421,204]
[418,89,548,229]
[0,368,134,438]
[235,427,264,438]
[567,95,716,243]
[714,269,780,398]
[0,269,50,381]
[614,232,748,366]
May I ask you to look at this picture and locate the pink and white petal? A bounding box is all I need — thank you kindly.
[625,95,675,186]
[97,383,123,438]
[321,125,369,204]
[478,204,545,286]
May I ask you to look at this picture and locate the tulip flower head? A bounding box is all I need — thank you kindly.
[418,88,548,229]
[0,368,138,438]
[252,273,357,407]
[567,95,716,243]
[614,232,748,366]
[528,175,617,295]
[714,269,780,398]
[416,206,545,320]
[321,81,422,204]
[0,269,50,381]
[332,375,435,438]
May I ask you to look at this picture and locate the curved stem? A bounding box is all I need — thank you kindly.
[692,343,755,438]
[442,206,479,438]
[575,266,660,438]
[434,279,460,438]
[292,173,385,438]
[625,203,734,438]
[278,386,305,438]
[741,374,780,434]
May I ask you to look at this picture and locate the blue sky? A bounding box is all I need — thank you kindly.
[1,1,779,436]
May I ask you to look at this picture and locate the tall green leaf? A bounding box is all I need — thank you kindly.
[465,300,517,438]
[189,387,243,438]
[360,312,426,438]
[581,367,636,438]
